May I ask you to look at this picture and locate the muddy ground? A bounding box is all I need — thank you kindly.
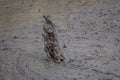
[0,0,120,80]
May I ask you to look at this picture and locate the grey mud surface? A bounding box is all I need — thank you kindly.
[0,0,120,80]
